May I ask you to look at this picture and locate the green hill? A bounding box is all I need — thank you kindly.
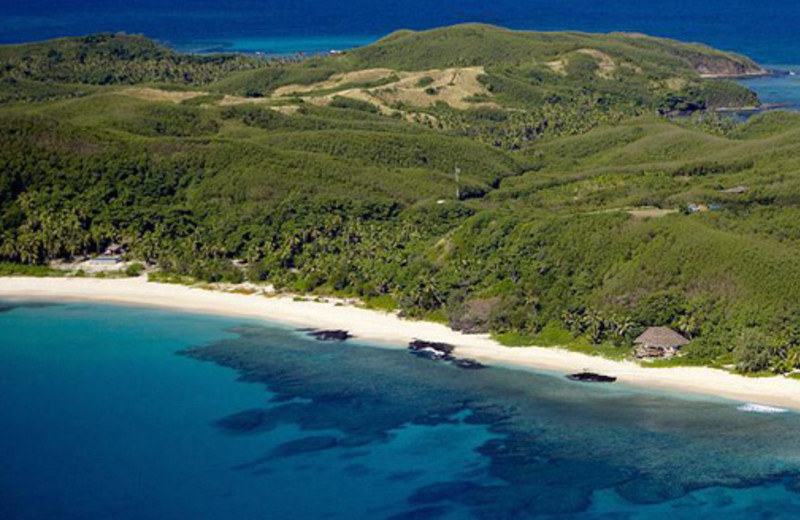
[1,26,799,374]
[210,25,761,144]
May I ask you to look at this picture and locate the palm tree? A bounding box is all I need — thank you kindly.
[609,314,636,344]
[784,347,800,372]
[561,310,583,335]
[582,309,605,344]
[675,314,698,339]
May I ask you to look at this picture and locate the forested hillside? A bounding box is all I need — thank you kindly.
[2,25,799,374]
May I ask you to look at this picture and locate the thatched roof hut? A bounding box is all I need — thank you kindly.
[634,327,689,359]
[634,327,690,348]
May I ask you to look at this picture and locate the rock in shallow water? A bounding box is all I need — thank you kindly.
[409,347,452,361]
[408,340,485,369]
[307,329,353,341]
[408,340,455,355]
[566,372,617,383]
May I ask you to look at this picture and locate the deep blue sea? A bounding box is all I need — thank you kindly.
[0,0,798,64]
[2,301,800,519]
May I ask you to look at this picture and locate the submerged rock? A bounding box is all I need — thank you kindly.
[615,478,688,505]
[452,358,485,370]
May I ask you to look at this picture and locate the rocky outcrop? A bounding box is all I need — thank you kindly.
[688,54,767,78]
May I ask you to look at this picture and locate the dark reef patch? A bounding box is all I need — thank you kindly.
[615,478,688,505]
[180,325,800,518]
[385,506,451,520]
[215,409,273,434]
[408,481,481,504]
[0,301,59,314]
[342,463,375,477]
[386,469,427,483]
[271,436,339,458]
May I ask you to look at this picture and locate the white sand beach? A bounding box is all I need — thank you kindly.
[2,276,799,411]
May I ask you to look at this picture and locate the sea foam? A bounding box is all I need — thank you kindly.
[737,403,789,414]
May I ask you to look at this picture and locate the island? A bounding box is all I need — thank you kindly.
[1,24,798,397]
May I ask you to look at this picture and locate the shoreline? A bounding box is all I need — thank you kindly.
[2,276,799,411]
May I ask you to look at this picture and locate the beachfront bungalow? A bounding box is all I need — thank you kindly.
[634,327,690,359]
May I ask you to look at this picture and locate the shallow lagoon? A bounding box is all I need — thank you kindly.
[739,66,800,111]
[1,301,800,519]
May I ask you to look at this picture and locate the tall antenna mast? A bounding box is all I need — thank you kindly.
[455,166,461,200]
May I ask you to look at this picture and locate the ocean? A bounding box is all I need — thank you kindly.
[2,4,800,517]
[1,0,799,64]
[1,301,800,519]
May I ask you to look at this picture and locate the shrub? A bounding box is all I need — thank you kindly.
[329,96,380,113]
[125,263,146,277]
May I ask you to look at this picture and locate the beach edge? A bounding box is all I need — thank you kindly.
[1,275,798,411]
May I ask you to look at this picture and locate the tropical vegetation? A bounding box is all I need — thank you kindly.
[1,25,798,374]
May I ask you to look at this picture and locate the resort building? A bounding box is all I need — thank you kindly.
[634,327,690,359]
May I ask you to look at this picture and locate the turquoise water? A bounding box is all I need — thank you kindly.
[739,66,800,111]
[2,301,800,519]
